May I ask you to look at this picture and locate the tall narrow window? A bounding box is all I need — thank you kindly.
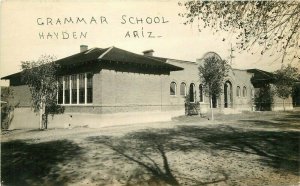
[79,74,85,103]
[57,77,63,104]
[180,82,186,96]
[87,73,93,103]
[170,82,176,95]
[243,86,247,97]
[71,75,77,104]
[199,84,204,102]
[64,76,70,104]
[237,86,241,97]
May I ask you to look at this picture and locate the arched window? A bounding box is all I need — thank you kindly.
[189,83,195,102]
[180,82,186,96]
[251,89,255,98]
[237,86,241,97]
[199,84,204,102]
[170,82,176,95]
[243,86,247,97]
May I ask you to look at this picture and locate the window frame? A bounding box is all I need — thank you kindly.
[170,81,177,96]
[237,86,241,97]
[57,72,93,105]
[189,83,196,103]
[243,86,247,97]
[180,82,186,96]
[199,84,204,103]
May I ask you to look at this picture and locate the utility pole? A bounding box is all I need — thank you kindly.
[229,43,235,66]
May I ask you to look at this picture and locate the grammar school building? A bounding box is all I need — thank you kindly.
[2,45,293,129]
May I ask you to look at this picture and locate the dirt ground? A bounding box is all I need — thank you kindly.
[1,111,300,186]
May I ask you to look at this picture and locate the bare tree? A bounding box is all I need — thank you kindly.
[179,1,300,64]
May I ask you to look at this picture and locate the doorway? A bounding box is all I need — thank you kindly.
[224,81,233,108]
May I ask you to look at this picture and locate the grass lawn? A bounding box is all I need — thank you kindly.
[1,111,300,186]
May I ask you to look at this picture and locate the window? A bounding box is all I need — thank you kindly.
[64,76,70,104]
[71,75,77,104]
[57,73,93,105]
[199,84,204,102]
[243,86,247,97]
[189,83,195,102]
[251,89,255,98]
[87,73,93,103]
[237,86,241,97]
[170,82,176,96]
[180,82,186,96]
[57,77,63,104]
[79,74,85,104]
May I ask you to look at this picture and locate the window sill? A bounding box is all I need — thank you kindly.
[58,104,94,106]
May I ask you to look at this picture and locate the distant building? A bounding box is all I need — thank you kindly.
[1,45,293,129]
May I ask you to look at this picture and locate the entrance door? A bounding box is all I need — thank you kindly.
[189,83,195,102]
[224,81,232,108]
[212,94,217,108]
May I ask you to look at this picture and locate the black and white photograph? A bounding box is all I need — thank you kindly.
[1,0,299,185]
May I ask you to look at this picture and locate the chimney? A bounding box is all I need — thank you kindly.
[80,45,88,52]
[142,49,154,56]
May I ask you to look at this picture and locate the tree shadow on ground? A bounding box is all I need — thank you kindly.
[87,123,299,185]
[1,139,83,186]
[239,119,300,130]
[274,113,300,126]
[239,112,300,129]
[87,130,229,186]
[175,125,300,175]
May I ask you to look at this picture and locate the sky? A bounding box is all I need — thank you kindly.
[1,0,299,86]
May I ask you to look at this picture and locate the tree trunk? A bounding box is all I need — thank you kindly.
[39,101,46,129]
[198,102,201,117]
[210,96,214,121]
[283,99,285,111]
[39,102,43,129]
[43,102,46,129]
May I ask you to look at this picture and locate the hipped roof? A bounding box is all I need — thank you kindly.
[2,46,183,80]
[247,69,275,82]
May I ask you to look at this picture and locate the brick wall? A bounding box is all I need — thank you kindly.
[9,85,32,107]
[229,69,254,111]
[98,69,171,113]
[167,59,255,113]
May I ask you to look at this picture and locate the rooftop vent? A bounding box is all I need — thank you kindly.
[80,45,88,52]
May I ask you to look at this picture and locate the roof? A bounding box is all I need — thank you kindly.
[55,47,108,67]
[55,46,183,71]
[2,46,183,80]
[247,69,275,82]
[100,47,182,70]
